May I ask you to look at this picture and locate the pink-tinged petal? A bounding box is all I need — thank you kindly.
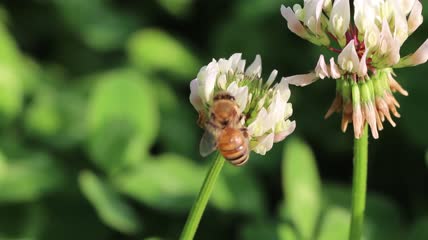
[329,57,341,79]
[280,5,310,39]
[357,49,369,77]
[408,1,423,35]
[189,79,203,111]
[338,40,359,72]
[394,39,428,68]
[245,55,262,77]
[275,78,291,102]
[315,55,330,79]
[352,103,363,139]
[274,120,296,143]
[304,0,325,35]
[401,0,416,15]
[283,73,319,87]
[363,103,379,139]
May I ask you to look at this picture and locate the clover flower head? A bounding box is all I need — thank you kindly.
[190,54,296,155]
[281,0,428,139]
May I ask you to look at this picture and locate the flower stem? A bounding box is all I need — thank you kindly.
[179,153,225,240]
[349,124,369,240]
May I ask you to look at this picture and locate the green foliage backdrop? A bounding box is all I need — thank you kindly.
[0,0,427,239]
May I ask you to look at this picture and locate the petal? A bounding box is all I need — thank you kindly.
[315,55,330,79]
[357,48,369,77]
[247,108,268,137]
[408,0,423,35]
[198,60,219,103]
[189,79,203,111]
[394,39,428,68]
[304,0,326,35]
[338,40,359,72]
[228,53,242,71]
[280,5,310,39]
[329,0,350,37]
[275,78,291,102]
[252,133,274,155]
[283,72,319,86]
[329,57,342,79]
[217,73,227,89]
[218,58,232,73]
[245,55,262,77]
[274,120,296,143]
[265,69,278,88]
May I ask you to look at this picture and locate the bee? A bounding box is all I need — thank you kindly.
[199,92,250,166]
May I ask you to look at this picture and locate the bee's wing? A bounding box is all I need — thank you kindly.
[199,130,218,157]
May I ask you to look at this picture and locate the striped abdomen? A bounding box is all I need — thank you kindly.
[217,128,249,166]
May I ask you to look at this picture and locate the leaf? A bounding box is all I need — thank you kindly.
[78,170,141,234]
[317,207,350,240]
[240,220,280,240]
[0,151,64,203]
[278,222,298,240]
[113,153,234,212]
[281,137,322,239]
[407,217,428,240]
[322,183,403,240]
[219,164,267,216]
[51,0,138,50]
[127,29,199,80]
[157,0,193,18]
[87,69,158,171]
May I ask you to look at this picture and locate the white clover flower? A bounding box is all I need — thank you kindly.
[190,54,296,156]
[280,0,428,139]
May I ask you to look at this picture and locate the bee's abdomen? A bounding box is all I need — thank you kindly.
[218,128,249,166]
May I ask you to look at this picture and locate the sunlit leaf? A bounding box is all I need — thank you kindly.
[79,170,141,234]
[318,207,350,240]
[277,222,298,240]
[113,153,233,212]
[281,137,321,239]
[128,29,199,80]
[0,152,64,203]
[87,69,158,171]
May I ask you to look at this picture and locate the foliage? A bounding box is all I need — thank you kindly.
[0,1,427,239]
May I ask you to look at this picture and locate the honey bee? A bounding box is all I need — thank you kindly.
[199,92,250,166]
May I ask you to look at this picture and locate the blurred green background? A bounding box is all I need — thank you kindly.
[0,0,427,239]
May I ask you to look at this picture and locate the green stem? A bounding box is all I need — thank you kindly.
[180,153,225,240]
[349,124,369,240]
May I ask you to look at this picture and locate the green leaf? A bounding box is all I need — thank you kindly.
[322,183,403,240]
[78,170,141,234]
[87,69,158,171]
[0,64,23,123]
[407,217,428,240]
[112,153,206,212]
[318,207,350,240]
[278,222,298,240]
[113,153,235,213]
[127,29,199,80]
[281,137,321,239]
[240,220,280,240]
[0,152,64,203]
[157,0,193,18]
[219,164,267,216]
[51,0,137,50]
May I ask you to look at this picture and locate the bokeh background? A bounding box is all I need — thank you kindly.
[0,0,427,239]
